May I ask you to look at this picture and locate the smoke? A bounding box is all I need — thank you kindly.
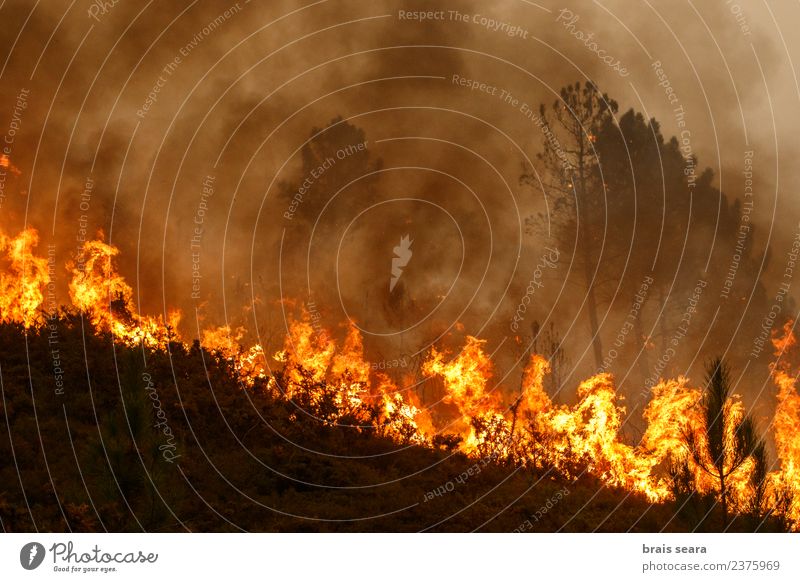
[0,0,797,410]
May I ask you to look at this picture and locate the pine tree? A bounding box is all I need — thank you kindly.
[686,358,760,527]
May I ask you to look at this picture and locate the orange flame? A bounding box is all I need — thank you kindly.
[68,235,180,348]
[0,154,21,176]
[520,360,657,499]
[0,226,798,528]
[422,336,498,451]
[0,228,50,328]
[770,320,800,526]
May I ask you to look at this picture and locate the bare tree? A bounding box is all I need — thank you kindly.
[522,82,618,367]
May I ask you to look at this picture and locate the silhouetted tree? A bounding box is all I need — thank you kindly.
[747,440,769,522]
[523,82,618,367]
[524,83,777,390]
[686,358,761,527]
[530,320,570,400]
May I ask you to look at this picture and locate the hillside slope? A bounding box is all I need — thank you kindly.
[0,316,781,532]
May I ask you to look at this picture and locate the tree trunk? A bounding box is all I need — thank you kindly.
[576,120,604,368]
[585,273,604,368]
[719,472,728,528]
[659,286,669,357]
[635,311,651,386]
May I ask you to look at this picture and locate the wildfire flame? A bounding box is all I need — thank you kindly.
[0,228,50,328]
[0,154,21,176]
[769,320,800,525]
[68,235,180,348]
[1,226,798,529]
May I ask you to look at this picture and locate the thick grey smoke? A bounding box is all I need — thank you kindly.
[0,0,797,416]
